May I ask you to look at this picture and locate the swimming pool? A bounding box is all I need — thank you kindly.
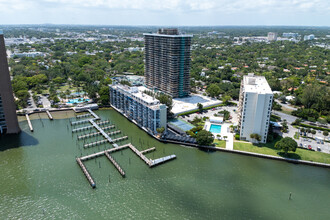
[67,98,89,104]
[209,124,221,133]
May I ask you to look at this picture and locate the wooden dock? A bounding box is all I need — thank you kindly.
[80,144,130,161]
[46,110,53,120]
[77,130,120,140]
[140,147,156,154]
[76,158,96,188]
[25,114,33,132]
[127,144,152,166]
[72,121,111,133]
[83,136,128,148]
[76,113,91,119]
[71,119,91,126]
[88,109,100,120]
[104,152,126,177]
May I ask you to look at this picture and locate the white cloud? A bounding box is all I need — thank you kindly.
[0,0,329,12]
[0,0,329,25]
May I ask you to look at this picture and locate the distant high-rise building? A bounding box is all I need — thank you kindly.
[267,32,277,41]
[144,28,192,98]
[304,34,315,41]
[282,32,298,38]
[0,30,20,134]
[238,74,273,143]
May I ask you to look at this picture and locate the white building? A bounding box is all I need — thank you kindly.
[238,74,273,143]
[110,85,167,134]
[267,32,277,41]
[304,34,315,41]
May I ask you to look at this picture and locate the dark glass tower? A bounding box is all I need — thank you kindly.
[144,29,192,98]
[0,31,20,134]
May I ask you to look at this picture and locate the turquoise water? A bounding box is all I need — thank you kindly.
[0,109,329,219]
[209,124,221,133]
[67,98,89,104]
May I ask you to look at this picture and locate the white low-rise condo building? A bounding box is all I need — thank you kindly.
[238,74,273,143]
[110,85,167,134]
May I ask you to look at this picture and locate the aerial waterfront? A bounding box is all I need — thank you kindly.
[0,109,329,219]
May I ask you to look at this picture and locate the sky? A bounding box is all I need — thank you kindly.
[0,0,329,26]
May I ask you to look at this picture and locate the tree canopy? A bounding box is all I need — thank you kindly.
[275,137,298,155]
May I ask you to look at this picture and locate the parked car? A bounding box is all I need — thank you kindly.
[308,145,312,150]
[317,147,321,151]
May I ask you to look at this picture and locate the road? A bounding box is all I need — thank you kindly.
[273,110,330,153]
[275,100,297,111]
[27,91,37,109]
[40,95,51,108]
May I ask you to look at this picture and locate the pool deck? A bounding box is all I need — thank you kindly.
[205,122,234,150]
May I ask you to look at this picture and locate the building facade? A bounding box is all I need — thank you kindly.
[110,85,167,134]
[0,31,20,134]
[144,28,192,98]
[238,74,273,143]
[267,32,277,41]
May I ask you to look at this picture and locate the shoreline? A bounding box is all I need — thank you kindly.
[17,107,330,168]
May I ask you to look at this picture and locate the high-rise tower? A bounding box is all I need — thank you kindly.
[144,28,192,98]
[238,74,273,143]
[0,30,20,134]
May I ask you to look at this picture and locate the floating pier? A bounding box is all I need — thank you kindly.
[76,158,96,188]
[150,155,177,167]
[25,114,33,132]
[46,110,53,120]
[104,152,125,177]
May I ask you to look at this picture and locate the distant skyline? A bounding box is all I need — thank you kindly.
[0,0,329,26]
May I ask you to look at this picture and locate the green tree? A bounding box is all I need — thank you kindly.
[311,130,316,137]
[222,95,232,105]
[323,131,329,137]
[250,133,261,142]
[196,130,214,146]
[99,86,109,106]
[206,84,220,98]
[197,103,203,113]
[156,127,165,134]
[275,137,298,155]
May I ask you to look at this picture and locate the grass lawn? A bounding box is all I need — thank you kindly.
[233,138,330,164]
[213,140,226,148]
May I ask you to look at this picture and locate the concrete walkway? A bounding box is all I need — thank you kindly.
[226,133,234,150]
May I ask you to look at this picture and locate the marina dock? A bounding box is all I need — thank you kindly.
[76,113,91,119]
[140,147,156,154]
[72,110,176,188]
[88,109,100,120]
[76,158,96,188]
[46,110,53,120]
[25,114,33,132]
[127,144,152,166]
[150,155,177,167]
[104,152,125,177]
[77,130,120,140]
[83,136,128,148]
